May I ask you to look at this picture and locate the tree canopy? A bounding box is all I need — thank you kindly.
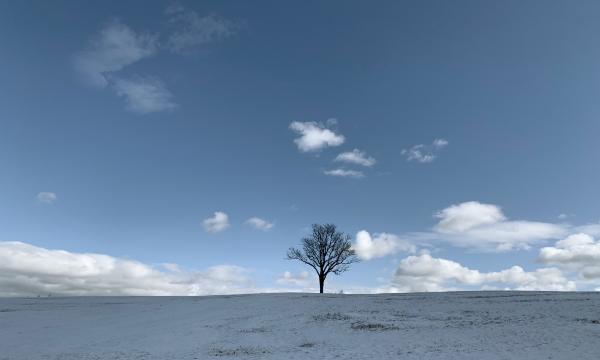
[287,223,359,293]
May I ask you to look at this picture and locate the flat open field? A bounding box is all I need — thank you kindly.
[1,292,600,359]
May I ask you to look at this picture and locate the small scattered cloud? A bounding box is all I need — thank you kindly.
[166,7,237,54]
[324,169,364,179]
[391,253,575,292]
[74,19,157,88]
[433,201,567,251]
[402,138,449,163]
[432,138,449,147]
[0,241,255,296]
[112,76,177,114]
[325,118,338,127]
[245,217,274,231]
[203,211,230,233]
[289,121,345,152]
[353,230,415,260]
[334,149,376,167]
[36,192,57,204]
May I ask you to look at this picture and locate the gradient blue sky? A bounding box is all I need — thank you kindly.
[1,0,600,295]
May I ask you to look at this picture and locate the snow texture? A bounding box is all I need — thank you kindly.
[1,292,600,359]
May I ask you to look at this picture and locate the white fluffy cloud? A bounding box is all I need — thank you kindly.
[434,201,567,251]
[539,233,600,279]
[36,192,57,204]
[203,211,230,233]
[166,7,237,53]
[74,20,157,88]
[324,169,364,178]
[289,121,345,152]
[353,230,416,260]
[113,76,177,114]
[245,217,274,231]
[334,149,376,167]
[401,138,449,163]
[391,253,575,292]
[435,201,505,233]
[0,241,254,296]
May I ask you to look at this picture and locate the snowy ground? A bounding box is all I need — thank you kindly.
[1,292,600,359]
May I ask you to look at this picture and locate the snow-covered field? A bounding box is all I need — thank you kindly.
[2,292,600,359]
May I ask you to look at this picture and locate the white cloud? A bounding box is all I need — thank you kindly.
[245,217,274,231]
[433,201,567,251]
[391,253,575,292]
[74,20,157,88]
[539,233,600,279]
[36,192,57,204]
[402,145,434,163]
[334,149,376,167]
[112,76,177,114]
[0,241,254,296]
[324,169,364,178]
[203,211,230,233]
[276,271,310,286]
[353,230,416,260]
[289,121,345,152]
[402,138,449,163]
[433,138,449,147]
[435,201,506,233]
[166,7,236,54]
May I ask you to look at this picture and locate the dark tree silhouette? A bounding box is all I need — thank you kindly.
[287,223,359,293]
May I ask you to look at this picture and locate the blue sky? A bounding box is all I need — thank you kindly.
[1,0,600,295]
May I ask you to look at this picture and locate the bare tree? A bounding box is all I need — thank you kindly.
[287,224,359,293]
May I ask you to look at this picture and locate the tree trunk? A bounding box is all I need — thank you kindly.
[319,275,325,293]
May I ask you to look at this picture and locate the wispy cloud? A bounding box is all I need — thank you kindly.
[166,7,237,54]
[113,76,177,114]
[324,169,364,178]
[289,121,345,152]
[36,192,57,204]
[245,217,274,231]
[334,149,376,167]
[432,138,448,147]
[203,211,230,233]
[75,8,237,114]
[74,19,157,88]
[402,138,449,163]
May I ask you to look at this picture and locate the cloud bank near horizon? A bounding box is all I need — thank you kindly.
[4,199,600,296]
[0,241,254,296]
